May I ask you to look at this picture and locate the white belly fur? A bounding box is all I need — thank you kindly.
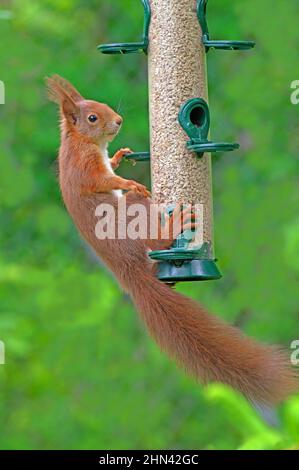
[101,144,123,199]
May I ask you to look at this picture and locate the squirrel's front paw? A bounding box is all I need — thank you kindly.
[128,181,151,198]
[111,148,134,169]
[118,148,133,158]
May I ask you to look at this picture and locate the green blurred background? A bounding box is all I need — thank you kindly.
[0,0,299,450]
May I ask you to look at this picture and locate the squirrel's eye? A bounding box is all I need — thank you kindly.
[88,114,98,123]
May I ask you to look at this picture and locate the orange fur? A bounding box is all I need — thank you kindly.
[47,75,298,406]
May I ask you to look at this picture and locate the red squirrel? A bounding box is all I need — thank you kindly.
[47,75,297,407]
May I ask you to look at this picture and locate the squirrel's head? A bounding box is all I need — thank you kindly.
[46,75,122,144]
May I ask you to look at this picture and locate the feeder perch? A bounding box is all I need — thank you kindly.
[98,0,151,54]
[179,98,239,157]
[124,151,150,162]
[197,0,255,52]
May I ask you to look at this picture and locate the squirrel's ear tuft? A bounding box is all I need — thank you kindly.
[46,76,80,125]
[46,75,84,104]
[46,76,65,104]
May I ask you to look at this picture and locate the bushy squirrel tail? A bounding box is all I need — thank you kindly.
[128,268,298,405]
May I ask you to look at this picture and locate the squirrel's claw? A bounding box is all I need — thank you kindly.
[128,181,151,198]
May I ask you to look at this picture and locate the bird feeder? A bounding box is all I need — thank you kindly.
[98,0,255,283]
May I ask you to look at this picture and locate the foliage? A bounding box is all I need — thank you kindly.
[0,0,298,450]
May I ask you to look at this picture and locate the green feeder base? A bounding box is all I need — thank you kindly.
[149,227,221,283]
[156,259,222,283]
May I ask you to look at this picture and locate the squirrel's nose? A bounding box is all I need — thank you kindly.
[115,117,123,126]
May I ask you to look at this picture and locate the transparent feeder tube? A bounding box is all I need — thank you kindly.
[148,0,214,254]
